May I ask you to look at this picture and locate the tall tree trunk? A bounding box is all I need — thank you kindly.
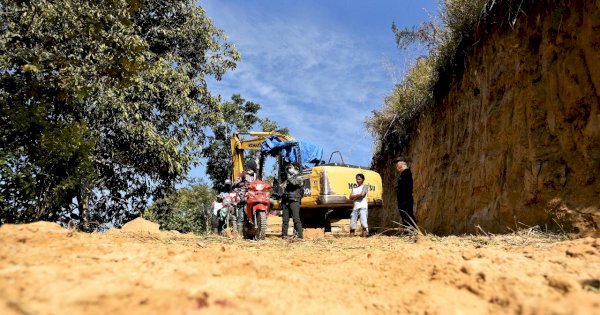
[77,189,90,232]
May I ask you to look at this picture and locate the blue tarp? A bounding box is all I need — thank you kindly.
[260,136,323,169]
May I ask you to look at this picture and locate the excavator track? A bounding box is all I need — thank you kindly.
[264,210,365,238]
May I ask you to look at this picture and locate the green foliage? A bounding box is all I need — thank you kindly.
[0,0,239,228]
[144,179,214,234]
[203,94,259,192]
[260,118,290,135]
[391,21,443,51]
[367,0,531,158]
[368,58,435,149]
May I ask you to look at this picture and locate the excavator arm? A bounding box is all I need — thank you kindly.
[230,131,294,182]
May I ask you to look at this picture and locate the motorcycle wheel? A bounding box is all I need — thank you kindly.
[255,210,267,240]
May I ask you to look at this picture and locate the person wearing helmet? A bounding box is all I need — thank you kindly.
[220,179,240,233]
[281,162,304,240]
[233,160,258,234]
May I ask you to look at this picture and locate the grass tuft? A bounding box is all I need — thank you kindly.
[367,0,535,160]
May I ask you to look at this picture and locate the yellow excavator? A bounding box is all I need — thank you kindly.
[231,131,383,236]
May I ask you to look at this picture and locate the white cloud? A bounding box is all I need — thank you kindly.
[199,1,399,170]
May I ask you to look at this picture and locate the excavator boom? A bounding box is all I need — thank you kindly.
[230,131,294,181]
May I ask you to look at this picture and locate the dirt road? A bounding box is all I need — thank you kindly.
[1,220,599,315]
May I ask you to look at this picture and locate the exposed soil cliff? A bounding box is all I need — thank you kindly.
[373,0,600,235]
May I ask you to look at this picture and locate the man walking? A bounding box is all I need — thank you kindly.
[394,156,416,229]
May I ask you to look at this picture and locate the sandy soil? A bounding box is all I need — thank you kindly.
[0,219,599,315]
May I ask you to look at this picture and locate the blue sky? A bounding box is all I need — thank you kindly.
[189,0,439,182]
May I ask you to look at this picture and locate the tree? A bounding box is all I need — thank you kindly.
[144,178,214,233]
[260,118,290,135]
[0,0,239,229]
[203,94,259,193]
[202,95,288,192]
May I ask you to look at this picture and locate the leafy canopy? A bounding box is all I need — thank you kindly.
[0,0,239,229]
[144,178,214,234]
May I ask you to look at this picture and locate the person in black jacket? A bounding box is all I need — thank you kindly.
[394,156,416,229]
[281,163,304,239]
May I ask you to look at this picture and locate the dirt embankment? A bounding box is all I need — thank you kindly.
[1,221,599,314]
[373,0,600,235]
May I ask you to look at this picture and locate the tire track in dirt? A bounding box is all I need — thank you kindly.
[0,221,598,314]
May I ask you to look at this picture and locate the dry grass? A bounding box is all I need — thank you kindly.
[104,220,571,254]
[371,219,570,249]
[367,0,537,159]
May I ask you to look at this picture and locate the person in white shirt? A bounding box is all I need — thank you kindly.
[349,173,369,237]
[211,195,224,234]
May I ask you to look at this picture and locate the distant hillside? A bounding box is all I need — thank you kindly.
[369,0,599,236]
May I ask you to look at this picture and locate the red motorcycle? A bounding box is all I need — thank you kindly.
[243,180,272,240]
